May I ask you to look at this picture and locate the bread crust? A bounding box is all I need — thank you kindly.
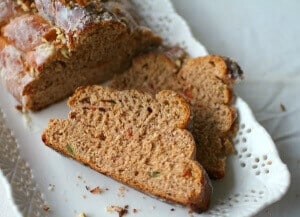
[0,0,161,110]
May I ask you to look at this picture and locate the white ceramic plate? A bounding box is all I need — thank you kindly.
[0,1,290,217]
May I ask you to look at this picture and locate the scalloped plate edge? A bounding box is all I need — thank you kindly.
[235,97,290,216]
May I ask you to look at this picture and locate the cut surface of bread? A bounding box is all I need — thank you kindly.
[110,49,243,179]
[42,85,212,212]
[0,0,161,110]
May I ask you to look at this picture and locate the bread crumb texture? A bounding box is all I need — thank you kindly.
[110,50,243,179]
[106,205,128,217]
[42,86,211,212]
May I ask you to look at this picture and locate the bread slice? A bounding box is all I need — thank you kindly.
[110,48,243,179]
[42,85,212,212]
[0,0,161,110]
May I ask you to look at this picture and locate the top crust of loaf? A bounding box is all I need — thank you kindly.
[35,0,156,49]
[0,0,161,110]
[42,86,212,212]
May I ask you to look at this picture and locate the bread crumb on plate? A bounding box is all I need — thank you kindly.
[106,205,129,217]
[78,213,86,217]
[43,205,50,212]
[90,186,102,194]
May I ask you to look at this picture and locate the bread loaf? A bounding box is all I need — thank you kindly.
[110,48,243,179]
[0,0,161,110]
[42,85,212,212]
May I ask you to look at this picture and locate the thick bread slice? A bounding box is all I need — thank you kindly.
[42,85,212,212]
[110,50,243,179]
[178,56,242,179]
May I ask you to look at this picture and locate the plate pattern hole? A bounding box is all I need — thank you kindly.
[234,123,273,177]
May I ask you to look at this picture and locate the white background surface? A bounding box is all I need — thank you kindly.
[171,0,300,216]
[1,1,299,216]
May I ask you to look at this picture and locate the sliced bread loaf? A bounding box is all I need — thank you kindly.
[42,85,212,212]
[0,0,161,110]
[110,49,243,179]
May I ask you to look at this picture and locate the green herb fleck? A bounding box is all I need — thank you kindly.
[66,144,74,155]
[150,171,160,178]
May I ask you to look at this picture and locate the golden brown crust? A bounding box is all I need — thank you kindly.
[190,166,212,212]
[0,0,161,111]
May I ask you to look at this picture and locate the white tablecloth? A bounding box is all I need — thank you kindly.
[172,0,300,216]
[1,1,300,216]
